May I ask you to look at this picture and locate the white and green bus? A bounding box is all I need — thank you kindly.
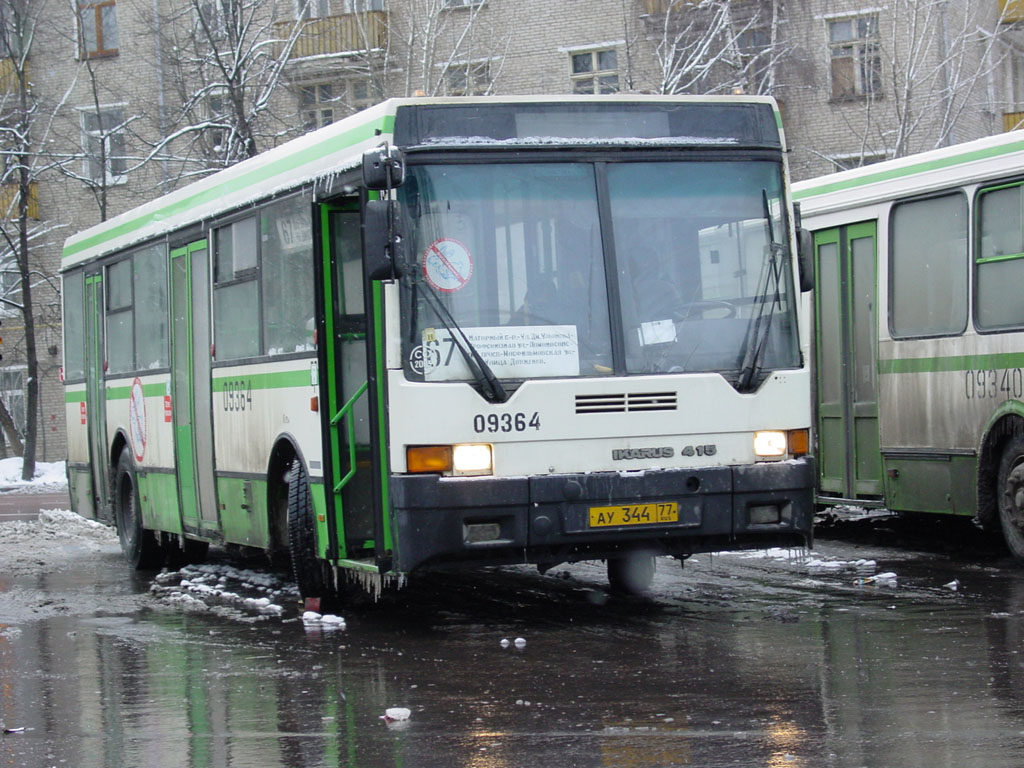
[794,130,1024,560]
[62,96,814,599]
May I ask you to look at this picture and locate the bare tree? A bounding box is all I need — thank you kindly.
[0,0,68,478]
[644,0,791,97]
[141,0,308,180]
[814,1,1008,168]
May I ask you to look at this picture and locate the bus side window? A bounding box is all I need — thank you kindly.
[63,271,86,380]
[213,216,260,360]
[333,210,364,320]
[262,194,316,353]
[977,184,1024,330]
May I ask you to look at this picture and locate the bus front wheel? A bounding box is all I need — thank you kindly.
[114,447,162,570]
[607,551,656,595]
[997,435,1024,561]
[287,459,331,599]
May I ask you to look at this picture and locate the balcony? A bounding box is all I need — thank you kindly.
[0,182,39,220]
[999,0,1024,23]
[1004,111,1024,131]
[0,58,26,94]
[274,12,387,60]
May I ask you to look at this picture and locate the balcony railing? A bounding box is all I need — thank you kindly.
[274,12,387,59]
[0,182,39,220]
[1004,111,1024,132]
[0,58,27,94]
[1000,0,1024,22]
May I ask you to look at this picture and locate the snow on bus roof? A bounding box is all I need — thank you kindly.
[62,94,780,269]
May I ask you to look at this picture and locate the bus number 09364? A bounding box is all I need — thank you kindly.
[964,368,1024,400]
[473,412,541,434]
[223,379,253,412]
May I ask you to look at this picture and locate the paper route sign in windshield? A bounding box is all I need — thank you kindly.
[420,325,580,380]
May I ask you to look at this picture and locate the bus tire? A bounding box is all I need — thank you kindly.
[287,459,330,598]
[114,447,162,570]
[998,435,1024,561]
[608,551,656,594]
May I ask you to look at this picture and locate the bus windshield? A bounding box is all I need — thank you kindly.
[399,159,800,385]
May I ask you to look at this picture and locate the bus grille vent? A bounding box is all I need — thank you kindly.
[575,392,677,414]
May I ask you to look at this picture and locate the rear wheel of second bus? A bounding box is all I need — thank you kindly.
[998,435,1024,561]
[287,459,332,599]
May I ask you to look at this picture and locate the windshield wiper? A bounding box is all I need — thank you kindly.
[736,189,785,393]
[409,274,509,404]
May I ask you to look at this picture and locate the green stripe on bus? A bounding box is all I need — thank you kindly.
[211,369,312,390]
[879,352,1024,374]
[63,114,395,260]
[104,382,168,400]
[793,138,1024,201]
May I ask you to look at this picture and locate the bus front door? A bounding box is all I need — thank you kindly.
[84,273,110,521]
[170,240,219,535]
[815,222,883,502]
[319,205,376,562]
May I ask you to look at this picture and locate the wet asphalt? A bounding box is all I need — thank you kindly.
[1,511,1024,768]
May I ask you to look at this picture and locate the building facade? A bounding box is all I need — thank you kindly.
[4,0,1024,460]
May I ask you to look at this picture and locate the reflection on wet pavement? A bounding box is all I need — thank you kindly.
[1,536,1024,768]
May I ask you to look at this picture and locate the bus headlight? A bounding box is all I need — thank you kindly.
[754,430,787,457]
[406,444,493,475]
[453,444,493,476]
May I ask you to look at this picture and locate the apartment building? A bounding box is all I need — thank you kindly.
[3,0,1023,460]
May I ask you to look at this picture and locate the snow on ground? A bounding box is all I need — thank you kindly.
[0,508,117,579]
[150,563,303,624]
[0,457,68,493]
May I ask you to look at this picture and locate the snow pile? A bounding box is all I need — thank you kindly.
[151,562,298,619]
[0,458,68,492]
[0,508,113,549]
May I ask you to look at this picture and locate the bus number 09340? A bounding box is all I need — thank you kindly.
[473,412,541,433]
[964,368,1024,400]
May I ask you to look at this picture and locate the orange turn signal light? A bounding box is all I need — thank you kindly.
[407,445,453,473]
[788,428,809,457]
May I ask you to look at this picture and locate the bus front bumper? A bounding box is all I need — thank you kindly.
[389,457,815,573]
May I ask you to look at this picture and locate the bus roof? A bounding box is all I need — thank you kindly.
[792,130,1024,216]
[62,94,782,269]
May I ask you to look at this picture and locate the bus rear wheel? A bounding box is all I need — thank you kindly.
[607,551,656,595]
[114,447,162,570]
[287,459,331,599]
[998,436,1024,561]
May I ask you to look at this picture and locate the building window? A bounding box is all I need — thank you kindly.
[297,0,331,19]
[299,83,339,131]
[197,0,229,37]
[570,49,619,94]
[828,15,881,101]
[80,107,127,185]
[0,368,25,439]
[77,0,118,58]
[446,61,490,96]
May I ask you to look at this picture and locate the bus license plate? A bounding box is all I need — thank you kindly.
[589,502,679,528]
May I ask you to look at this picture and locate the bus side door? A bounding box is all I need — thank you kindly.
[84,272,110,521]
[815,222,883,501]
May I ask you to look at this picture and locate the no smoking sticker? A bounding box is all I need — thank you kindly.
[423,238,473,292]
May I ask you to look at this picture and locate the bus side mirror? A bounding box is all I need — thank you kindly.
[363,199,405,281]
[797,228,814,292]
[362,145,405,191]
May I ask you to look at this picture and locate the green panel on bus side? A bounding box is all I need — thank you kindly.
[950,455,978,516]
[69,466,95,520]
[216,477,269,548]
[311,481,329,559]
[883,457,954,514]
[137,472,182,533]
